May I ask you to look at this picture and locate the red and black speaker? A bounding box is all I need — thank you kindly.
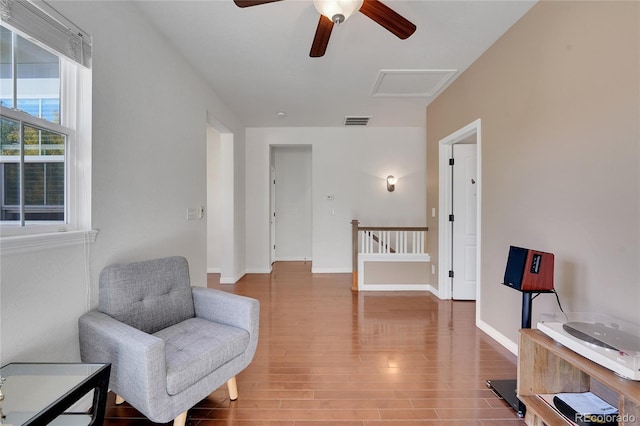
[503,246,554,291]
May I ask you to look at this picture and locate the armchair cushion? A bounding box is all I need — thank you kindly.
[99,256,195,334]
[154,317,250,395]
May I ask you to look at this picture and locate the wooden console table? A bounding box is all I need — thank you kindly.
[517,329,640,425]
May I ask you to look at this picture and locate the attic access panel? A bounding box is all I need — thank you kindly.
[371,69,457,97]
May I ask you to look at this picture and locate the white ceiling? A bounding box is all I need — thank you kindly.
[134,0,536,127]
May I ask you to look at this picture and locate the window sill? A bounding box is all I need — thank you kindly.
[0,229,98,255]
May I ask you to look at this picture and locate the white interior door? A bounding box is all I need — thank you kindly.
[452,143,478,300]
[273,146,312,261]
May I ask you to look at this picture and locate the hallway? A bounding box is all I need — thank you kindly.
[105,261,525,425]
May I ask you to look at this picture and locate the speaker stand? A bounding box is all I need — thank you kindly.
[486,378,525,417]
[486,291,549,418]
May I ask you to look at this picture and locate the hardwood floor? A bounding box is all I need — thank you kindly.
[104,261,525,425]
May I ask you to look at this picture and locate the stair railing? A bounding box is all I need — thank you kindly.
[351,219,428,291]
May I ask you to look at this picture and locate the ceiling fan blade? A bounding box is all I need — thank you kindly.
[359,0,416,40]
[310,15,334,58]
[233,0,283,8]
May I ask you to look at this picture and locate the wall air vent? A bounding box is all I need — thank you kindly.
[344,116,371,126]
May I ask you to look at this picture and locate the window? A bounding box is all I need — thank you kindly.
[1,116,66,222]
[0,0,92,243]
[1,27,66,226]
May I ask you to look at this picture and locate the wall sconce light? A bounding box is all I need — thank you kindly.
[386,175,397,192]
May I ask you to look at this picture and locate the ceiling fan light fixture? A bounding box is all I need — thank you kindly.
[313,0,364,24]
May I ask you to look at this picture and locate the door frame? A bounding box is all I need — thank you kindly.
[270,164,276,265]
[438,119,482,317]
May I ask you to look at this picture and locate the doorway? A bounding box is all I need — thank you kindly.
[206,114,236,283]
[438,120,482,309]
[270,146,312,264]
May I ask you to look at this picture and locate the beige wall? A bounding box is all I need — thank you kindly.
[426,1,639,346]
[364,262,429,285]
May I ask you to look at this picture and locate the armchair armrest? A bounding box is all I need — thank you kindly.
[78,310,166,415]
[192,287,259,334]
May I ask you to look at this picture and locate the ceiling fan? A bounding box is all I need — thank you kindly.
[233,0,416,57]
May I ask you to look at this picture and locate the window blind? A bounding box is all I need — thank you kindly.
[1,0,92,68]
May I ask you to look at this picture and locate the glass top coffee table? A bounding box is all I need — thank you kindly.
[0,363,110,426]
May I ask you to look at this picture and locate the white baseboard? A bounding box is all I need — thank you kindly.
[426,285,440,298]
[476,318,518,355]
[244,267,272,274]
[357,284,440,294]
[359,284,431,291]
[310,267,352,274]
[275,257,312,262]
[207,267,221,273]
[219,270,247,284]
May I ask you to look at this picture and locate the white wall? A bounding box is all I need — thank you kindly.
[246,127,427,273]
[274,146,312,261]
[1,247,91,362]
[226,131,247,284]
[0,0,246,363]
[206,127,222,272]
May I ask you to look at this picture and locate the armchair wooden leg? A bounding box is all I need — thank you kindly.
[173,411,187,426]
[227,376,238,401]
[115,395,125,405]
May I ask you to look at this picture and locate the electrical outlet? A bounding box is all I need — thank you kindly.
[186,208,197,221]
[431,265,436,275]
[198,206,205,219]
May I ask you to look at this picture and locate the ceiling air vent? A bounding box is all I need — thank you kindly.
[344,116,371,126]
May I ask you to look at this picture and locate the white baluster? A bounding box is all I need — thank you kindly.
[366,231,370,254]
[383,231,387,253]
[364,231,368,254]
[392,231,396,254]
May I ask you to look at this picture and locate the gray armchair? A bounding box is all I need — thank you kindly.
[78,256,259,426]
